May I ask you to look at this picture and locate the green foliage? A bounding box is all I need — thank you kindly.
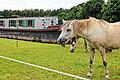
[0,0,120,22]
[82,0,104,19]
[56,8,69,20]
[101,0,120,22]
[76,4,85,19]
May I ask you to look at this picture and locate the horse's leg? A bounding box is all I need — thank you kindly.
[99,47,110,79]
[87,47,95,78]
[105,48,112,53]
[70,39,77,53]
[84,38,88,53]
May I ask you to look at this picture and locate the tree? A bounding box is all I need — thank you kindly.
[2,10,12,16]
[101,0,120,22]
[0,0,105,21]
[57,12,68,20]
[75,3,85,19]
[44,10,52,16]
[83,0,104,19]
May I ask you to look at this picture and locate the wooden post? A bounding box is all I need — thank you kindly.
[16,20,19,47]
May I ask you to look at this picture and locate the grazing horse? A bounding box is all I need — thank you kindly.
[57,17,120,79]
[63,20,88,53]
[70,37,88,53]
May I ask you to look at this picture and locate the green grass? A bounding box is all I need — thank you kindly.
[0,38,120,80]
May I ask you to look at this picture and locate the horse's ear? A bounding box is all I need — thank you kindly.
[63,19,68,24]
[89,17,96,20]
[63,20,69,26]
[89,17,93,19]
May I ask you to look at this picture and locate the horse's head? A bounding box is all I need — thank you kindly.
[70,40,77,53]
[57,19,90,47]
[57,20,76,46]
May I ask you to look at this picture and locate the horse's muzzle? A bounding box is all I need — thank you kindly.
[57,38,67,45]
[70,49,74,53]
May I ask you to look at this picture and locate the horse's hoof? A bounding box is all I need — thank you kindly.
[85,50,88,53]
[105,75,110,80]
[86,73,91,79]
[70,49,74,53]
[86,76,91,79]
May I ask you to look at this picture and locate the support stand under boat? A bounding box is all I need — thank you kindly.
[16,20,19,47]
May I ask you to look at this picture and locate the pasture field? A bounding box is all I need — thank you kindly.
[0,38,120,80]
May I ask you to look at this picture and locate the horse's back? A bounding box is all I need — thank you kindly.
[89,19,120,49]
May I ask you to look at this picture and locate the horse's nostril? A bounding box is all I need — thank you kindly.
[57,39,63,44]
[62,38,67,42]
[57,38,67,45]
[59,39,63,43]
[60,39,62,42]
[58,38,62,42]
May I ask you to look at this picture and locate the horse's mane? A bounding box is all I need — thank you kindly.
[88,17,110,28]
[63,17,120,32]
[73,19,90,35]
[89,17,108,23]
[73,17,109,34]
[89,17,120,25]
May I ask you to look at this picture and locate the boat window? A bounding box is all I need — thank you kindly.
[19,20,24,27]
[0,20,5,27]
[51,20,54,25]
[9,20,16,27]
[27,20,35,27]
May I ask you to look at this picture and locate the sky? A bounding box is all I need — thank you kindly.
[0,0,90,10]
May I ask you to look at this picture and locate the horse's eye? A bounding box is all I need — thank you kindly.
[67,29,71,32]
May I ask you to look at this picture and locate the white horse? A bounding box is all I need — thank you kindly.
[57,17,120,79]
[62,20,88,53]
